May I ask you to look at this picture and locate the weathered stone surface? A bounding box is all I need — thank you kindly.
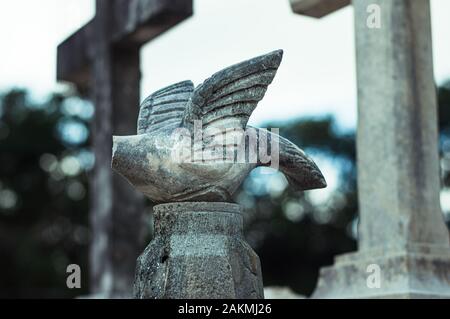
[112,51,327,299]
[102,51,324,299]
[112,50,326,204]
[290,0,350,18]
[57,0,194,297]
[264,286,305,299]
[313,247,450,298]
[134,202,264,299]
[313,0,450,298]
[88,1,146,297]
[354,0,448,252]
[57,0,193,91]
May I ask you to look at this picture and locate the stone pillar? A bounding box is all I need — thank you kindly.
[133,202,264,299]
[313,0,450,298]
[89,0,145,297]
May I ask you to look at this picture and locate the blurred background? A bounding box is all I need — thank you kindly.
[0,0,449,298]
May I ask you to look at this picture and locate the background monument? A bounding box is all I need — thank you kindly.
[291,0,450,298]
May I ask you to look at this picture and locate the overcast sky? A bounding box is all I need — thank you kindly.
[1,0,450,129]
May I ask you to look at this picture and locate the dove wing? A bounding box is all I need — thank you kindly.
[181,50,283,132]
[137,80,194,134]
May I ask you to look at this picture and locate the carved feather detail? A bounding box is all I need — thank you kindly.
[137,80,194,134]
[181,50,283,131]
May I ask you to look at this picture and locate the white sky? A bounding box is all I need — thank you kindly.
[1,0,450,129]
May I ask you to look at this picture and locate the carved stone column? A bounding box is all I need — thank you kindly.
[133,202,264,299]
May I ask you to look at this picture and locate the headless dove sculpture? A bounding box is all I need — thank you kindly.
[112,50,326,203]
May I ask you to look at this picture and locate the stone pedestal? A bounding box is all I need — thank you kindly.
[313,245,450,298]
[133,202,264,299]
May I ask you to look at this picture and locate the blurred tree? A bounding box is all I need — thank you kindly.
[0,89,93,298]
[235,116,358,296]
[237,81,450,296]
[438,81,450,230]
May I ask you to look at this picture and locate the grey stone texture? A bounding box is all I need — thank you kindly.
[313,246,450,298]
[264,286,305,299]
[112,51,327,299]
[57,0,193,92]
[309,0,450,298]
[133,202,264,299]
[354,0,448,253]
[57,0,193,297]
[290,0,350,18]
[87,1,146,297]
[112,50,326,204]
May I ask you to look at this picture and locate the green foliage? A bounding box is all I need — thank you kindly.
[0,89,91,298]
[235,116,357,295]
[439,82,450,189]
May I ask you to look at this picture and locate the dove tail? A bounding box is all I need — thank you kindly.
[255,128,327,191]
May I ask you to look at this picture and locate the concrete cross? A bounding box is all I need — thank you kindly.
[290,0,350,18]
[57,0,193,297]
[291,0,450,298]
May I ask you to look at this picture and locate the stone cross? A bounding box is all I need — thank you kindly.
[57,0,193,297]
[291,0,450,298]
[290,0,350,18]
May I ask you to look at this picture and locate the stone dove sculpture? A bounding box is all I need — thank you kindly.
[112,50,326,203]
